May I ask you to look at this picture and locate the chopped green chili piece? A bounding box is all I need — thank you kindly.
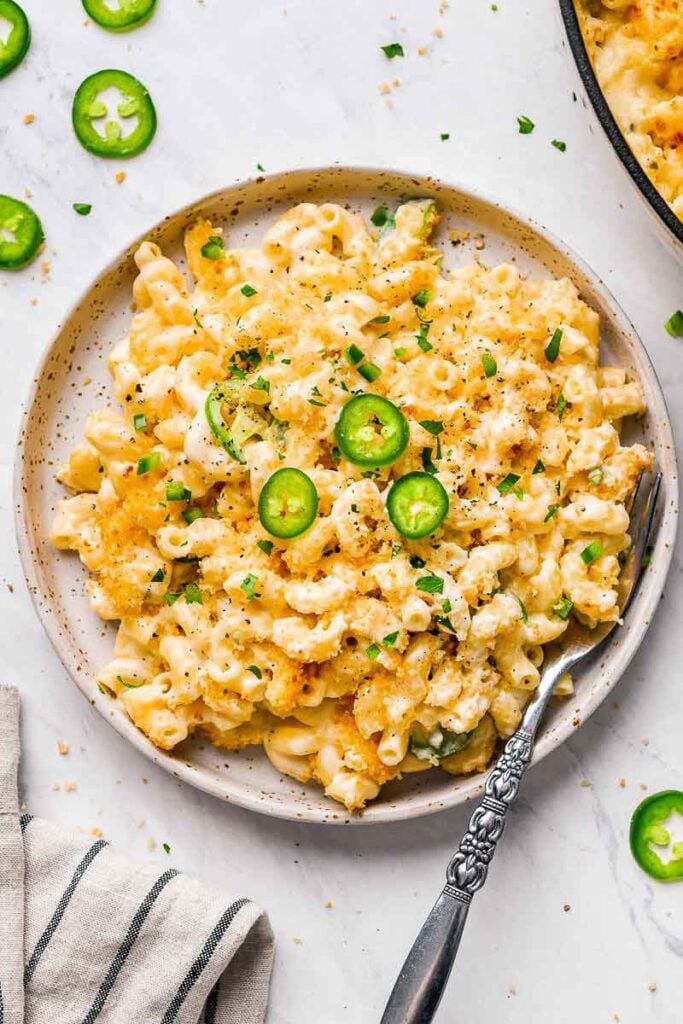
[517,115,535,134]
[0,194,44,270]
[136,451,161,475]
[557,392,568,420]
[630,790,683,881]
[370,314,391,324]
[201,235,225,260]
[580,540,603,565]
[381,42,404,58]
[497,472,521,495]
[551,139,567,152]
[412,289,431,308]
[345,344,365,366]
[366,643,381,660]
[532,459,545,474]
[257,539,273,556]
[553,596,574,620]
[247,664,262,679]
[664,310,683,336]
[417,336,433,353]
[165,481,190,501]
[73,202,92,216]
[587,467,604,484]
[394,347,407,358]
[133,412,147,431]
[544,503,560,522]
[182,507,203,525]
[545,327,562,363]
[371,205,390,227]
[72,69,157,158]
[241,283,258,297]
[416,574,444,595]
[151,568,164,583]
[185,582,202,604]
[481,351,497,377]
[240,573,261,599]
[359,361,381,383]
[419,419,443,436]
[164,591,181,606]
[383,631,399,648]
[82,0,157,32]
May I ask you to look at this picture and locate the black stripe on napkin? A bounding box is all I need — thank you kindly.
[24,840,108,985]
[20,813,33,833]
[80,869,179,1024]
[161,898,250,1024]
[0,979,4,1024]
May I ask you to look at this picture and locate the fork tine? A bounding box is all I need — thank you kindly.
[618,470,662,615]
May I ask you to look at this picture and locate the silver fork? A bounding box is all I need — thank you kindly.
[380,471,662,1024]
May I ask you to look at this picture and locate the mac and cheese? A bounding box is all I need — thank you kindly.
[51,199,651,810]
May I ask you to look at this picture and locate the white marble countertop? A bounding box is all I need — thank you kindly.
[2,1,682,1021]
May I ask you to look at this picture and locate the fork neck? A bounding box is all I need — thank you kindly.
[521,652,582,738]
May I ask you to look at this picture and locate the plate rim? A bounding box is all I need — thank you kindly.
[14,164,679,825]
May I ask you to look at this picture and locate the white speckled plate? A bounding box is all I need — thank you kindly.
[14,166,678,824]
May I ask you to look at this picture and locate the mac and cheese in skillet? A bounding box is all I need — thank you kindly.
[50,199,651,810]
[577,0,683,219]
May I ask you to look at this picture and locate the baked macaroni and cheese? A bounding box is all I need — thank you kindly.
[576,0,683,219]
[50,199,651,810]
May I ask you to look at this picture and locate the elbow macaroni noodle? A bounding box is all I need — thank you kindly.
[576,0,683,219]
[50,199,652,811]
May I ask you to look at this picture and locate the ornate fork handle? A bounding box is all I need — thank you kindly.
[380,729,535,1024]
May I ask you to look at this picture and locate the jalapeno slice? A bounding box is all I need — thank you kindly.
[0,195,43,270]
[72,70,157,158]
[630,790,683,882]
[0,0,30,78]
[258,468,319,539]
[82,0,157,32]
[386,472,449,539]
[205,381,269,465]
[334,394,409,467]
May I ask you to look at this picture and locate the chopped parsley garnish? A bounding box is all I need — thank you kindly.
[514,594,529,623]
[133,412,147,431]
[240,573,261,599]
[553,596,574,620]
[241,283,258,297]
[164,591,181,606]
[665,310,683,336]
[201,235,225,260]
[412,289,431,308]
[308,398,326,407]
[435,615,456,633]
[544,503,560,522]
[551,139,567,152]
[517,115,535,134]
[359,361,381,382]
[381,42,404,58]
[416,574,444,595]
[166,481,191,502]
[382,631,399,648]
[163,842,171,854]
[641,545,653,569]
[417,332,433,353]
[73,202,92,216]
[185,582,203,604]
[250,376,270,393]
[370,314,391,324]
[256,162,265,172]
[419,419,443,436]
[481,351,497,377]
[182,507,203,525]
[323,293,332,302]
[366,643,381,660]
[257,539,273,555]
[532,459,545,475]
[545,327,562,363]
[580,541,604,565]
[421,447,438,474]
[557,392,568,420]
[136,452,161,475]
[497,472,521,495]
[440,132,450,141]
[345,344,365,365]
[409,554,426,568]
[151,568,165,583]
[247,664,263,678]
[394,346,407,358]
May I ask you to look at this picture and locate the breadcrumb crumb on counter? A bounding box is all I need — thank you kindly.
[115,171,127,184]
[23,113,35,124]
[57,740,69,756]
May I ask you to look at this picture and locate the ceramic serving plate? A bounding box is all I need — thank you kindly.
[14,166,678,824]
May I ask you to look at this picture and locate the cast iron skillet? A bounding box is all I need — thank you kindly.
[559,0,683,253]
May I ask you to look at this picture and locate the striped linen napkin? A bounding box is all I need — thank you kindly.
[0,686,274,1024]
